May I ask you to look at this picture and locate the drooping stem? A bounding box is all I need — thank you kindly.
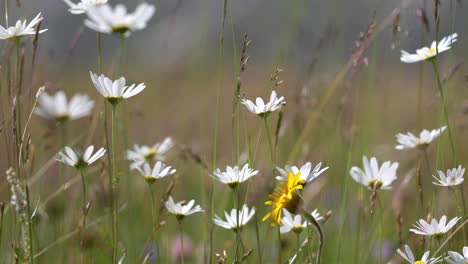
[111,103,118,263]
[307,212,324,264]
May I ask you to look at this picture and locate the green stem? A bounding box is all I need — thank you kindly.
[79,168,88,227]
[148,184,158,259]
[263,117,275,169]
[179,221,184,264]
[111,104,118,263]
[119,34,125,76]
[14,38,22,160]
[234,187,240,263]
[97,33,102,74]
[296,233,301,262]
[276,226,282,264]
[307,213,324,264]
[25,184,34,264]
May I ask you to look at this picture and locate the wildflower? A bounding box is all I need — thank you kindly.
[276,162,328,185]
[164,196,204,221]
[34,91,94,122]
[63,0,107,14]
[433,165,465,188]
[445,247,468,264]
[212,164,258,188]
[214,205,255,231]
[135,161,176,184]
[84,2,155,37]
[241,90,285,118]
[0,13,47,40]
[280,208,323,234]
[395,126,446,150]
[409,215,462,240]
[126,137,174,169]
[397,245,442,264]
[401,33,457,63]
[89,72,145,105]
[350,156,399,190]
[57,146,106,170]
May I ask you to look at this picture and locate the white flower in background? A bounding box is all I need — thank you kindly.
[445,247,468,264]
[212,164,258,188]
[350,156,399,190]
[395,126,446,150]
[0,13,48,40]
[397,245,442,264]
[276,162,328,185]
[63,0,108,14]
[279,209,324,234]
[135,161,176,184]
[84,2,155,37]
[241,90,285,118]
[410,215,462,240]
[89,72,145,104]
[127,137,174,169]
[433,165,465,188]
[401,33,457,63]
[57,145,106,169]
[214,205,255,231]
[164,196,204,220]
[34,91,94,122]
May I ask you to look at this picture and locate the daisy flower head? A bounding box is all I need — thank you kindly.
[57,145,106,170]
[135,161,176,184]
[433,165,465,188]
[63,0,108,15]
[445,247,468,264]
[85,2,155,37]
[214,205,256,232]
[276,162,328,185]
[89,72,145,104]
[127,137,174,169]
[34,91,94,123]
[0,13,48,40]
[350,156,399,190]
[212,164,258,189]
[410,215,462,240]
[164,196,204,221]
[401,33,457,63]
[280,209,307,234]
[397,245,442,264]
[241,90,285,118]
[395,126,446,150]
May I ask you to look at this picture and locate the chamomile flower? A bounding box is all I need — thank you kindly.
[276,162,328,185]
[241,90,285,118]
[350,156,399,190]
[89,72,145,104]
[127,137,174,169]
[164,196,204,221]
[401,33,458,63]
[212,164,258,188]
[57,145,106,169]
[63,0,108,14]
[433,165,465,188]
[213,205,255,231]
[396,245,442,264]
[395,126,446,150]
[410,215,462,240]
[280,209,324,234]
[84,2,155,37]
[445,247,468,264]
[34,91,94,122]
[0,13,48,40]
[135,161,176,184]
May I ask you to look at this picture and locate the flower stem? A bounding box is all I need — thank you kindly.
[79,168,88,227]
[233,187,240,263]
[14,37,22,159]
[296,233,301,261]
[97,33,102,74]
[148,184,158,260]
[276,225,282,264]
[178,220,185,264]
[111,103,118,263]
[263,117,275,170]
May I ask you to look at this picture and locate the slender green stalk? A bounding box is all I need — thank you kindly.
[254,214,262,263]
[111,104,118,263]
[25,184,34,264]
[263,117,275,168]
[14,38,22,158]
[233,187,240,262]
[79,168,88,227]
[119,34,125,75]
[296,233,301,262]
[178,221,184,264]
[276,226,282,264]
[97,33,102,73]
[148,184,158,257]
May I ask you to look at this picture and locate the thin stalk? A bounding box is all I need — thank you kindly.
[263,117,275,168]
[97,33,102,73]
[306,213,323,264]
[25,184,34,264]
[234,187,240,262]
[119,34,125,75]
[14,38,22,158]
[178,221,184,264]
[276,226,282,264]
[296,233,301,262]
[254,214,262,263]
[79,168,88,227]
[148,184,158,259]
[111,103,118,263]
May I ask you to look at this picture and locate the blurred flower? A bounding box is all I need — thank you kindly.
[445,247,468,264]
[212,164,258,188]
[280,208,323,234]
[410,215,462,240]
[397,245,442,264]
[0,13,47,40]
[126,137,174,169]
[135,161,176,184]
[214,205,255,231]
[401,33,457,63]
[57,146,106,169]
[63,0,107,14]
[89,72,145,104]
[164,196,204,221]
[171,233,192,263]
[433,165,465,188]
[241,90,285,118]
[276,162,328,185]
[34,91,94,122]
[395,126,446,150]
[350,156,398,190]
[84,2,155,37]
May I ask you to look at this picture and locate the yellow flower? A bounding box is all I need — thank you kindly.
[262,172,303,225]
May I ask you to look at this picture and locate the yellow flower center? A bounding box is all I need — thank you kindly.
[423,47,436,59]
[368,179,383,190]
[414,261,425,264]
[144,147,158,161]
[112,24,130,34]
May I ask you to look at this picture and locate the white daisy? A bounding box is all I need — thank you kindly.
[135,161,176,184]
[241,90,285,118]
[212,164,258,188]
[410,215,462,240]
[276,162,328,185]
[89,72,145,104]
[280,209,324,234]
[433,165,465,188]
[126,137,174,169]
[350,156,399,190]
[164,196,204,221]
[401,33,458,63]
[34,91,94,122]
[63,0,108,15]
[84,2,155,37]
[214,205,255,231]
[57,145,106,169]
[0,13,48,40]
[445,247,468,264]
[397,245,442,264]
[395,126,446,150]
